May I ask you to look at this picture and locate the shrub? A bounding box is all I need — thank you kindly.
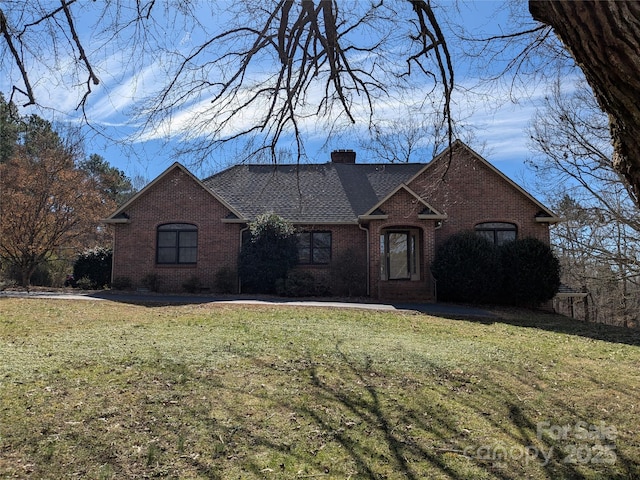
[141,273,162,292]
[73,247,112,289]
[499,238,561,306]
[238,213,298,293]
[76,276,96,290]
[182,276,202,293]
[27,263,53,287]
[332,248,367,297]
[111,276,132,290]
[276,270,322,297]
[215,267,236,294]
[4,262,53,287]
[431,231,502,303]
[431,233,562,307]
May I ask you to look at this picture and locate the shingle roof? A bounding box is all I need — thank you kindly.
[202,163,426,223]
[556,284,589,297]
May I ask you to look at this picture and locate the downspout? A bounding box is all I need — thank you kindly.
[432,220,444,301]
[110,225,116,286]
[238,224,249,294]
[358,222,370,296]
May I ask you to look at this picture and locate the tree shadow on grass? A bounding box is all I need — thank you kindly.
[7,343,638,479]
[157,347,637,479]
[287,346,637,480]
[413,304,640,348]
[299,348,484,479]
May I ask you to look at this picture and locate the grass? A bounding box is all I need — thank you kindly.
[0,298,639,479]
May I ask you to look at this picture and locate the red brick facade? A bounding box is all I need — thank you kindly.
[111,167,243,292]
[106,142,556,300]
[365,188,440,301]
[409,142,551,247]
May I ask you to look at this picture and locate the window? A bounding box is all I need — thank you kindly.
[380,229,420,280]
[298,231,331,265]
[475,222,517,245]
[157,223,198,264]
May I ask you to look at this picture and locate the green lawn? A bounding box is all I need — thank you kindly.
[0,298,638,479]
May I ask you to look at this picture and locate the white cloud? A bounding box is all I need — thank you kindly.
[0,0,584,190]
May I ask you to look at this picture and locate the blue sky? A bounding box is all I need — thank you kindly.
[2,1,573,198]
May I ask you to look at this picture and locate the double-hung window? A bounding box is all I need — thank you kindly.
[157,223,198,264]
[298,231,331,265]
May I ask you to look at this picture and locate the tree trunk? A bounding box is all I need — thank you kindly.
[20,265,33,289]
[529,0,640,205]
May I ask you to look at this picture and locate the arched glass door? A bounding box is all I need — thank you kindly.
[380,229,420,281]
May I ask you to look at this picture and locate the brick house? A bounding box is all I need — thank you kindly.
[104,140,559,300]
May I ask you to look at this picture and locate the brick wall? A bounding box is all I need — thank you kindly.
[408,142,551,248]
[112,167,242,292]
[363,143,553,301]
[288,223,367,296]
[366,188,438,301]
[112,180,369,295]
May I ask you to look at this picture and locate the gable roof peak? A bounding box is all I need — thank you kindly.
[104,161,244,223]
[429,140,559,222]
[361,183,446,220]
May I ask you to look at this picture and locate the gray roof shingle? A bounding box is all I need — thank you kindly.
[202,163,426,223]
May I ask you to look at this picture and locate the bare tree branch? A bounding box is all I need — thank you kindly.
[0,9,36,106]
[60,0,100,110]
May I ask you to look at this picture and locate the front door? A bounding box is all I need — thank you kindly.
[388,232,410,279]
[380,229,420,281]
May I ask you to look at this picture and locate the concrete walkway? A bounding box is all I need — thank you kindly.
[0,289,496,318]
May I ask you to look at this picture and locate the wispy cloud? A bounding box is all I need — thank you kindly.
[0,0,580,187]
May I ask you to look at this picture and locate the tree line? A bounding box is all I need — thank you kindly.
[528,80,640,327]
[0,93,135,287]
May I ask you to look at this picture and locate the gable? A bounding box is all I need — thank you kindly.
[105,163,242,223]
[408,140,559,223]
[359,184,446,220]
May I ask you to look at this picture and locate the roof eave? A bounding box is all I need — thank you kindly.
[221,218,248,224]
[288,220,359,225]
[102,218,131,224]
[535,216,561,224]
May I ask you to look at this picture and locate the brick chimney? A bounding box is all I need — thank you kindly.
[331,149,356,164]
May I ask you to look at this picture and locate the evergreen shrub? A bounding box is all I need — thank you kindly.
[431,232,561,306]
[73,247,112,289]
[499,237,561,306]
[431,231,502,303]
[238,214,298,293]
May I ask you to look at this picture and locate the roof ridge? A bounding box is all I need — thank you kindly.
[202,161,427,223]
[201,161,430,182]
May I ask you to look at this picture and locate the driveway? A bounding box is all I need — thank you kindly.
[0,289,496,319]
